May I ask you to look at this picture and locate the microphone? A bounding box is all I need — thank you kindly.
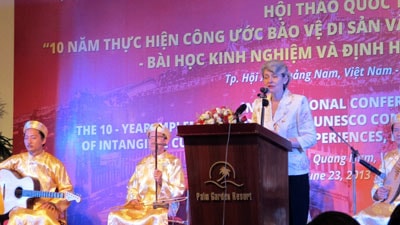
[359,159,386,179]
[257,87,269,98]
[234,104,247,123]
[328,126,386,179]
[234,104,247,116]
[257,87,269,126]
[260,87,269,94]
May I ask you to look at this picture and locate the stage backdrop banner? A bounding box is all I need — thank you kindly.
[13,0,400,224]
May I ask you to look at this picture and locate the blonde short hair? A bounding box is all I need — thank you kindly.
[261,60,291,90]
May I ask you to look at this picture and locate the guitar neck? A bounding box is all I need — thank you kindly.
[21,190,64,199]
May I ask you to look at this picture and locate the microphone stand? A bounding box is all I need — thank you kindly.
[329,126,359,215]
[257,90,269,127]
[235,113,240,123]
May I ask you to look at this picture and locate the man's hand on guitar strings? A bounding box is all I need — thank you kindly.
[39,202,58,212]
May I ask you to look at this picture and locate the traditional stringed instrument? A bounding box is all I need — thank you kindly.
[0,169,81,216]
[383,159,400,203]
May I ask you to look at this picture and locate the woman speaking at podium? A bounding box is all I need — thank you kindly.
[252,60,317,225]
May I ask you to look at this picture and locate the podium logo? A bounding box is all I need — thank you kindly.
[204,161,244,189]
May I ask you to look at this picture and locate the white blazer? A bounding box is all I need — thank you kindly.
[252,89,317,175]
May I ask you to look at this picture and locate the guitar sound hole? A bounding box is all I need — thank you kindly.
[15,187,23,198]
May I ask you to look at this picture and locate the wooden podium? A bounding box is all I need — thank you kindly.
[177,123,291,225]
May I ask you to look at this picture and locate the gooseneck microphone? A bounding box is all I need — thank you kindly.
[234,104,247,123]
[358,159,386,179]
[260,87,269,93]
[258,87,269,127]
[328,126,386,179]
[328,125,386,214]
[235,104,247,115]
[257,87,269,98]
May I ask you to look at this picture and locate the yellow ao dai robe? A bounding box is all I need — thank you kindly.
[0,151,73,225]
[354,149,400,225]
[108,151,185,225]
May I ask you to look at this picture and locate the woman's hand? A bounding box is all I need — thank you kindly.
[289,137,303,153]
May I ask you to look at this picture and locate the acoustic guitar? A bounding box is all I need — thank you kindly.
[0,169,81,216]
